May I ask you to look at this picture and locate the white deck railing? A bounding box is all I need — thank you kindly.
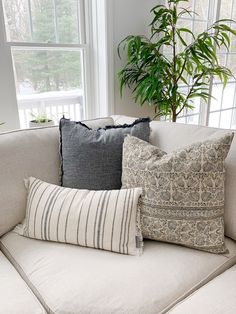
[17,89,84,128]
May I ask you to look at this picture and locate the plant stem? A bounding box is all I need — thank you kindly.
[172,109,177,122]
[176,72,205,117]
[171,1,178,122]
[176,59,187,83]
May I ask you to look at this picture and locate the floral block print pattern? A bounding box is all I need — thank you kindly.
[122,133,234,253]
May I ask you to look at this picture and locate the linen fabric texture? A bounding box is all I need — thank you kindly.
[19,177,143,256]
[59,117,150,190]
[1,232,236,314]
[122,133,234,253]
[0,251,46,314]
[169,265,236,314]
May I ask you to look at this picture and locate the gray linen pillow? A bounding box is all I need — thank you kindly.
[122,134,234,253]
[60,117,150,190]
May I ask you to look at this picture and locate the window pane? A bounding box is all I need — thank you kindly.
[179,0,209,21]
[176,117,186,124]
[231,109,236,129]
[210,84,223,111]
[193,21,208,35]
[233,1,236,21]
[176,19,193,52]
[221,83,236,109]
[3,0,81,44]
[208,111,220,128]
[186,114,199,125]
[180,0,193,10]
[230,35,236,52]
[220,0,234,19]
[3,0,31,42]
[220,110,232,129]
[227,54,236,75]
[194,0,210,21]
[12,48,85,127]
[187,97,200,115]
[218,54,227,67]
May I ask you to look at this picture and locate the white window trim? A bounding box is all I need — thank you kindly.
[89,0,114,118]
[0,0,20,131]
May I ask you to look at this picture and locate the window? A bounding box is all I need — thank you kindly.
[165,0,236,129]
[174,0,210,126]
[1,0,88,128]
[208,0,236,129]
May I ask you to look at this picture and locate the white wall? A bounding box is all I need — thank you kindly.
[112,0,161,118]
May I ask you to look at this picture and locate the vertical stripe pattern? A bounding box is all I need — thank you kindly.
[23,177,143,256]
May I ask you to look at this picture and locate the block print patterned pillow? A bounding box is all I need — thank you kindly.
[122,133,234,253]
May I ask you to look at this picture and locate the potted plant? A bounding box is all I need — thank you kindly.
[118,0,236,122]
[29,112,54,128]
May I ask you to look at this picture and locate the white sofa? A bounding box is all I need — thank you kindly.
[0,115,236,314]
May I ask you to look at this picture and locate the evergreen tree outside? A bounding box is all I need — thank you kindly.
[5,0,82,94]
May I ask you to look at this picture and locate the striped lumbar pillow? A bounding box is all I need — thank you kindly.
[18,177,143,255]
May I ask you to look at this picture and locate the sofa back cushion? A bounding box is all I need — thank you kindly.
[0,117,114,237]
[113,116,236,241]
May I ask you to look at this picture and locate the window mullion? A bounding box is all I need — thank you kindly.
[204,0,221,126]
[5,41,86,49]
[199,0,215,126]
[78,0,86,45]
[76,1,80,43]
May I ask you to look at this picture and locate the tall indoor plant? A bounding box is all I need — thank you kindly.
[118,0,236,122]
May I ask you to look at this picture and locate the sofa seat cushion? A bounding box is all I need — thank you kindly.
[1,232,236,314]
[169,265,236,314]
[0,251,46,314]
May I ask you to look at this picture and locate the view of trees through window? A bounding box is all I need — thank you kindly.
[4,0,80,43]
[12,49,82,95]
[3,0,85,127]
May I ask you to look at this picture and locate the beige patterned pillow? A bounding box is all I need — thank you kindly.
[17,177,143,256]
[122,133,234,253]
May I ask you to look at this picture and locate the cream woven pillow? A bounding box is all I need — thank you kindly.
[122,133,234,253]
[18,177,143,255]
